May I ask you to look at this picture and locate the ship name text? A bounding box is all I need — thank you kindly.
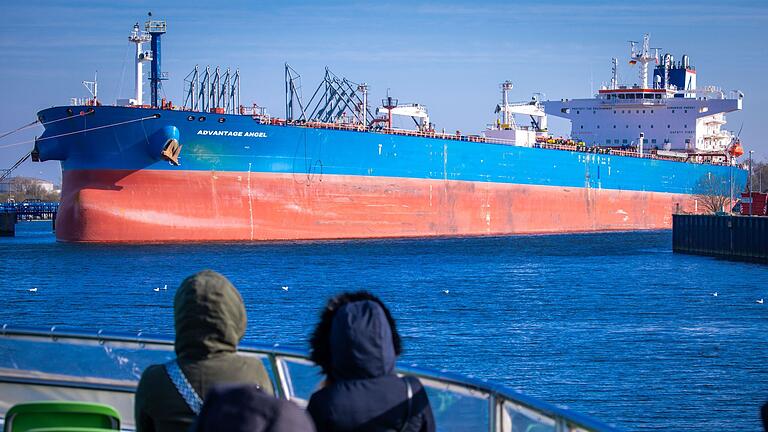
[196,129,268,138]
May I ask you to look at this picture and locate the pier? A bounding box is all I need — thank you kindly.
[672,214,768,263]
[0,201,59,236]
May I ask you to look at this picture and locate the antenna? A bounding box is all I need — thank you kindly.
[610,58,618,90]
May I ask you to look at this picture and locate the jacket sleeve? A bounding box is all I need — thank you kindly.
[255,361,274,396]
[134,368,156,432]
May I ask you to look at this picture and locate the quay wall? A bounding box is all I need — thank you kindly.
[672,214,768,263]
[0,212,15,237]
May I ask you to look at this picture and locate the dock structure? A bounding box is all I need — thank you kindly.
[673,214,768,263]
[0,202,59,236]
[0,212,15,236]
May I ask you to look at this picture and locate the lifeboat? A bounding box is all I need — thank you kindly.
[728,140,744,157]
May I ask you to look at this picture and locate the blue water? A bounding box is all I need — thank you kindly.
[2,222,767,431]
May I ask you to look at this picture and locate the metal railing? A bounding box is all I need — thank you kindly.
[249,117,729,167]
[0,325,618,432]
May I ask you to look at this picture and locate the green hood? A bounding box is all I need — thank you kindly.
[173,270,246,360]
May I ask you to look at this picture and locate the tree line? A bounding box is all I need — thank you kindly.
[0,177,60,202]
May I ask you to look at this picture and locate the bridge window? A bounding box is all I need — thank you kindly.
[622,139,628,144]
[651,139,657,144]
[644,94,653,99]
[618,94,626,99]
[614,139,619,144]
[655,94,662,99]
[606,139,611,144]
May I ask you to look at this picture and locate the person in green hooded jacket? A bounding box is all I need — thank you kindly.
[134,270,273,432]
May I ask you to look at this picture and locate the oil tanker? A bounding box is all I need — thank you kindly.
[33,19,747,242]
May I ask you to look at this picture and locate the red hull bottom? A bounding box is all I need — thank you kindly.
[56,170,695,242]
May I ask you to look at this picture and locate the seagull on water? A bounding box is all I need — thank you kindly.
[153,287,160,292]
[757,299,764,304]
[711,292,718,297]
[443,289,450,294]
[162,284,168,290]
[28,287,38,293]
[282,286,289,291]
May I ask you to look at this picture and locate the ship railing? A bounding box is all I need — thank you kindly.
[275,120,736,166]
[0,325,617,432]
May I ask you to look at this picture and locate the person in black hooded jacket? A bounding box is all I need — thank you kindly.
[307,291,435,432]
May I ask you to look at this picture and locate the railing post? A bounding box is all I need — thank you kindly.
[489,393,498,432]
[269,354,287,400]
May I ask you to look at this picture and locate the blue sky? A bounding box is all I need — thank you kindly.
[1,0,766,183]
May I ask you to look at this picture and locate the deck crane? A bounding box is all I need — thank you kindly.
[376,103,431,131]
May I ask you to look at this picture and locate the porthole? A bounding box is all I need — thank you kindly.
[187,115,195,121]
[198,116,206,122]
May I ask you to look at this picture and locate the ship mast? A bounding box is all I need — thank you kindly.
[145,14,167,108]
[501,81,513,126]
[629,34,659,89]
[128,23,151,106]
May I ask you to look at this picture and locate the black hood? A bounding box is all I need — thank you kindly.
[329,300,396,380]
[173,270,246,360]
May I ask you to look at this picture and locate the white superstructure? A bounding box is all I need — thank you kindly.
[543,34,742,154]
